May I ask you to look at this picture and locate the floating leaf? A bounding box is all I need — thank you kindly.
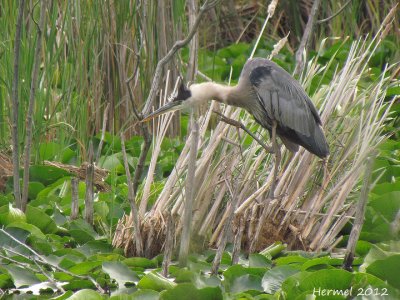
[77,240,113,256]
[0,203,26,226]
[63,279,95,291]
[137,272,176,291]
[68,261,102,275]
[3,265,40,288]
[110,290,159,300]
[262,265,299,294]
[123,257,157,268]
[229,274,263,294]
[50,290,74,299]
[102,261,139,287]
[366,255,400,290]
[26,205,58,234]
[6,222,46,239]
[249,254,272,268]
[301,257,343,271]
[66,289,103,300]
[160,283,222,300]
[99,153,124,173]
[28,165,71,186]
[281,269,353,299]
[27,181,46,200]
[15,281,58,295]
[69,219,98,244]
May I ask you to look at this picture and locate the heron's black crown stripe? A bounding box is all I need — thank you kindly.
[249,66,272,87]
[175,83,191,101]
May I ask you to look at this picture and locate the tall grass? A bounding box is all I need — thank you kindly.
[0,1,186,161]
[115,16,399,256]
[1,1,397,159]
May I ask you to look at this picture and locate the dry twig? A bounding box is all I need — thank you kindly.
[343,154,376,271]
[121,133,144,256]
[294,0,322,76]
[70,178,79,220]
[317,0,352,24]
[142,0,220,115]
[84,141,94,225]
[162,212,174,277]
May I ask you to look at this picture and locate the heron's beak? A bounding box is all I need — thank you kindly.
[141,101,183,122]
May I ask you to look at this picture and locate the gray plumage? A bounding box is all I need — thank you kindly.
[143,58,329,158]
[235,58,329,158]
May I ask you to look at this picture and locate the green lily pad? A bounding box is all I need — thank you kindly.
[102,261,140,287]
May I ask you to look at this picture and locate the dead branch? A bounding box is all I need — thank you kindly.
[44,160,109,191]
[294,0,322,76]
[212,178,240,274]
[120,133,144,256]
[162,212,174,277]
[317,0,352,24]
[343,154,376,271]
[186,0,198,82]
[125,58,152,197]
[70,178,79,220]
[84,141,94,225]
[142,0,220,115]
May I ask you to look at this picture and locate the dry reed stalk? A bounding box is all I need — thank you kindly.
[212,174,241,273]
[179,113,199,266]
[84,141,94,225]
[96,104,110,163]
[115,6,399,256]
[139,73,176,216]
[70,178,79,220]
[162,212,174,276]
[249,0,278,58]
[232,209,248,264]
[142,0,221,115]
[294,0,322,76]
[121,134,144,257]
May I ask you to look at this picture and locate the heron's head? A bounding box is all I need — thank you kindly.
[142,82,192,122]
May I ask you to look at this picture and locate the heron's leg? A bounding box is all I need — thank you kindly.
[212,110,274,153]
[249,121,281,253]
[269,120,280,199]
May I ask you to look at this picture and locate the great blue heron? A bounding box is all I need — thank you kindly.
[143,58,329,159]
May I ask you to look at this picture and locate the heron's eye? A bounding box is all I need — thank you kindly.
[167,93,176,102]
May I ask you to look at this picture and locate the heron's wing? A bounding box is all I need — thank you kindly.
[249,64,329,158]
[249,65,320,137]
[280,136,299,153]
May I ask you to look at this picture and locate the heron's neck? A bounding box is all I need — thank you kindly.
[190,82,237,105]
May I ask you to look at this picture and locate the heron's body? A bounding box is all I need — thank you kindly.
[145,58,329,158]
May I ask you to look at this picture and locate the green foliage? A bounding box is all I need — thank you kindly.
[0,2,399,297]
[0,186,398,298]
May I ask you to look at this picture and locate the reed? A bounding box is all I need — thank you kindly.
[114,11,399,256]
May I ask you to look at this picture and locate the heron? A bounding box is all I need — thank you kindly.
[143,58,329,160]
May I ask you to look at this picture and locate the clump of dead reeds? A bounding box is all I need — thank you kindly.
[113,21,399,258]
